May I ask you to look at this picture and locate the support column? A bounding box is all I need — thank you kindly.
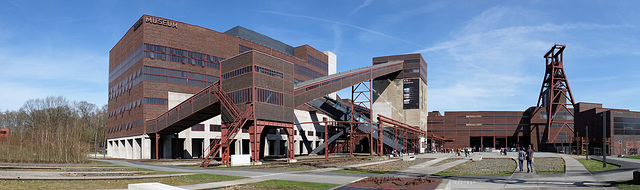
[250,124,264,163]
[155,133,160,160]
[142,135,151,159]
[324,118,329,161]
[286,126,295,162]
[378,119,383,156]
[221,123,230,165]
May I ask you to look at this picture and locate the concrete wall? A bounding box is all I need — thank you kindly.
[373,77,428,131]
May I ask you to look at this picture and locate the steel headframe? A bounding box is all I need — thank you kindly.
[351,77,374,156]
[535,44,577,145]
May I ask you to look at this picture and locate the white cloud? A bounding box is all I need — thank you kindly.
[349,0,373,16]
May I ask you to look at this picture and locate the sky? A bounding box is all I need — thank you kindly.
[0,0,639,113]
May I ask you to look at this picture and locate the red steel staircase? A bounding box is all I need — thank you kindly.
[200,84,252,167]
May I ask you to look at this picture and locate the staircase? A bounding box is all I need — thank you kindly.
[307,96,408,155]
[200,84,252,167]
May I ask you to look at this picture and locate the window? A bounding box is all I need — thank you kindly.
[144,97,168,105]
[191,124,205,131]
[294,65,324,79]
[144,43,222,69]
[404,69,419,73]
[308,131,314,136]
[228,88,252,104]
[239,45,253,54]
[307,55,327,71]
[210,125,221,132]
[257,88,282,105]
[222,66,252,79]
[255,66,283,78]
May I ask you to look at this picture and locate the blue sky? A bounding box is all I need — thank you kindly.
[1,1,639,112]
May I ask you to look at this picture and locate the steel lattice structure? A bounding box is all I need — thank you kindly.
[533,44,577,147]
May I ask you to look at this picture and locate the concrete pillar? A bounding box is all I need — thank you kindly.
[106,141,113,158]
[126,139,133,159]
[133,138,141,159]
[235,138,241,155]
[184,137,193,158]
[163,134,175,159]
[119,140,126,158]
[323,51,337,100]
[142,135,151,159]
[203,138,211,157]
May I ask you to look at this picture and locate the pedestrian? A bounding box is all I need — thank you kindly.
[526,145,534,173]
[456,148,461,157]
[464,148,469,157]
[518,147,526,172]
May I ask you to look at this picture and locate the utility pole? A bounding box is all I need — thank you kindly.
[603,112,607,168]
[586,125,589,160]
[576,132,579,156]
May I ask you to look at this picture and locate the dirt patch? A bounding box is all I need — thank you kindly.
[339,177,442,190]
[346,158,432,173]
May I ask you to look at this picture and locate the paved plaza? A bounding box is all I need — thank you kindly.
[3,152,638,189]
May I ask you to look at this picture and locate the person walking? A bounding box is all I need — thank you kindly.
[518,147,526,172]
[526,145,534,173]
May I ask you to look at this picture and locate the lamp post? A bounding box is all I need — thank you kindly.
[603,112,607,168]
[586,125,589,160]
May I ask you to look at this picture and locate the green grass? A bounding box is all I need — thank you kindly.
[0,173,246,190]
[90,160,113,165]
[236,179,339,190]
[616,180,640,190]
[576,158,619,172]
[624,156,640,160]
[330,169,388,174]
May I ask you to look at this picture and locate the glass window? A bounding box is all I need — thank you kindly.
[210,125,221,132]
[191,124,205,131]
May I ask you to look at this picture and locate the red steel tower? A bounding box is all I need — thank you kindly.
[532,44,577,150]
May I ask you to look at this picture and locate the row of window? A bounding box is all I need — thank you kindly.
[257,88,283,105]
[614,117,640,124]
[145,97,168,105]
[190,124,224,132]
[457,115,529,118]
[109,98,143,118]
[295,64,324,79]
[144,66,219,82]
[239,45,253,54]
[110,45,144,83]
[307,55,327,71]
[228,88,252,104]
[540,111,574,120]
[109,67,143,100]
[222,66,252,80]
[144,74,214,87]
[255,66,283,78]
[614,129,640,135]
[455,123,529,126]
[144,43,223,69]
[108,120,143,133]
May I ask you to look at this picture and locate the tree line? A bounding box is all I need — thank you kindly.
[0,96,107,163]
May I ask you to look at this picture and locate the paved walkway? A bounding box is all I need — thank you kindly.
[7,152,640,189]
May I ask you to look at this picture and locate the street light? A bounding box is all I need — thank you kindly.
[603,112,607,168]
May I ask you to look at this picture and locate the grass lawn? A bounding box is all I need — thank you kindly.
[616,180,640,190]
[0,173,245,190]
[624,156,640,160]
[224,179,339,190]
[576,158,619,172]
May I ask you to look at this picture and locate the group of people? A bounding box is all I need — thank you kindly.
[442,147,473,157]
[517,145,535,172]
